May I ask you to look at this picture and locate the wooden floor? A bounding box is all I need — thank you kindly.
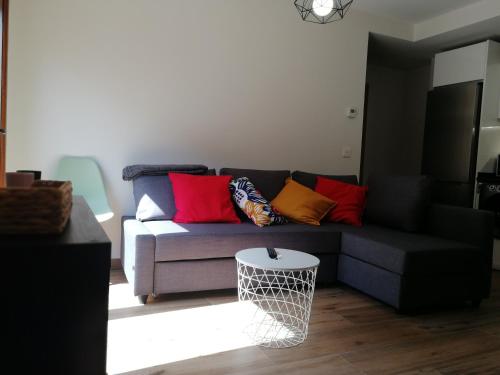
[109,270,500,375]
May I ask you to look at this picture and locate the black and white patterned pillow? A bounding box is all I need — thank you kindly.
[229,177,287,227]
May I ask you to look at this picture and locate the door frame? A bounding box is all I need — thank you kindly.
[359,83,369,184]
[0,0,9,187]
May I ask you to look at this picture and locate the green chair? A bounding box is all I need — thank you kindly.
[55,156,113,222]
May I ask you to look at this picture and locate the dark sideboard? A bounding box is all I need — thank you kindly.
[3,196,111,375]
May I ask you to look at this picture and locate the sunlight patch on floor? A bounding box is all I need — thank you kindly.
[108,283,143,310]
[107,300,292,374]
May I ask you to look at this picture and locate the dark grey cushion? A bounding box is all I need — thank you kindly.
[133,175,174,221]
[219,168,290,201]
[341,225,481,275]
[291,171,358,190]
[143,221,345,262]
[133,168,216,221]
[365,175,432,232]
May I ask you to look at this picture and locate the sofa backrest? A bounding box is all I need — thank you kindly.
[364,175,432,233]
[291,171,359,190]
[133,175,175,221]
[219,168,290,201]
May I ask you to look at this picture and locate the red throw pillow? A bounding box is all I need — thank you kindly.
[315,176,368,227]
[169,173,241,223]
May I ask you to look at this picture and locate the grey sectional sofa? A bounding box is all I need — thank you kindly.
[121,166,494,311]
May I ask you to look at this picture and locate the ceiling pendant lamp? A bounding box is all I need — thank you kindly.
[294,0,354,24]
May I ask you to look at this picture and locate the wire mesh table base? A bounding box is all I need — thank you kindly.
[237,261,318,348]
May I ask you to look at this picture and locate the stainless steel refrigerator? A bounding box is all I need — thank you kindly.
[422,81,482,207]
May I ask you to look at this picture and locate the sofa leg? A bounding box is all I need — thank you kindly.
[138,294,149,304]
[396,307,408,315]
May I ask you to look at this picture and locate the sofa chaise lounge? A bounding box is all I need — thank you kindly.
[121,166,494,311]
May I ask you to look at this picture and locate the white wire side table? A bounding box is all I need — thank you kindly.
[235,248,320,348]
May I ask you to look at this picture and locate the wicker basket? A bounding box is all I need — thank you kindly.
[0,180,73,234]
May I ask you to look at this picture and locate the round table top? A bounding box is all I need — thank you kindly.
[235,248,320,271]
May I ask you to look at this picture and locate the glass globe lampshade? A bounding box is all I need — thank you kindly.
[294,0,354,24]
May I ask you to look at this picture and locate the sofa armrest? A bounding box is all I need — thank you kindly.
[426,204,494,251]
[122,218,156,296]
[426,204,494,297]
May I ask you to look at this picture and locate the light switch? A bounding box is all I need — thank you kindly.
[342,146,352,158]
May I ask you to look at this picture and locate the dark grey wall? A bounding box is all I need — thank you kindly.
[362,64,431,183]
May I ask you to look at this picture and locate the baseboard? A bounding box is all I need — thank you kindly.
[110,258,122,270]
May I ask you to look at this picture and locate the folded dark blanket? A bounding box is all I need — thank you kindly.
[122,164,208,181]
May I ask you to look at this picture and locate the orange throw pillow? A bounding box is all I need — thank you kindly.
[271,178,336,226]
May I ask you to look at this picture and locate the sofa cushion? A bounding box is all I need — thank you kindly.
[229,177,287,227]
[315,176,368,227]
[364,175,432,232]
[271,178,336,226]
[341,225,482,275]
[133,175,174,221]
[219,168,290,201]
[133,168,215,221]
[169,173,240,224]
[145,221,346,262]
[291,171,358,190]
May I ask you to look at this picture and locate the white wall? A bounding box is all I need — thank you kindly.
[413,0,500,41]
[476,40,500,191]
[6,0,412,257]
